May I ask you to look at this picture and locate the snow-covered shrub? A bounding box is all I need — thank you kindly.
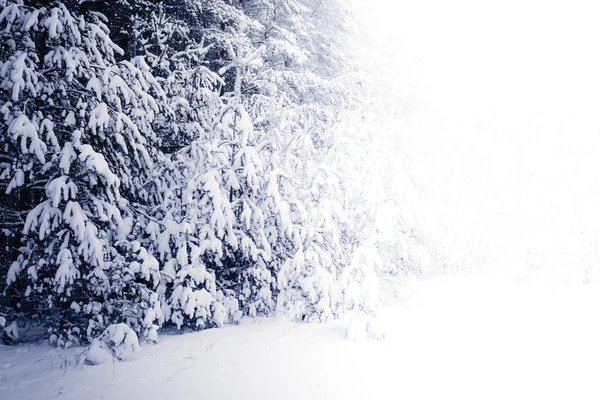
[0,314,19,344]
[342,308,385,341]
[84,323,140,365]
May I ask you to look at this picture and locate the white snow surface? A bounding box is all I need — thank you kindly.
[1,273,599,400]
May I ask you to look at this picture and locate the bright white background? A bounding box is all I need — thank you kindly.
[357,0,600,277]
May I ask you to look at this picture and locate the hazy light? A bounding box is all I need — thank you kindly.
[358,0,600,277]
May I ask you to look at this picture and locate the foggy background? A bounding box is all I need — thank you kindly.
[359,0,600,278]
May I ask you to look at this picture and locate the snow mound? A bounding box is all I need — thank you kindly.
[84,323,140,365]
[342,309,385,341]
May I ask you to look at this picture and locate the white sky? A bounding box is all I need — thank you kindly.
[357,0,600,275]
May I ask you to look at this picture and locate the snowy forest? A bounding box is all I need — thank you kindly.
[0,0,434,348]
[3,0,600,399]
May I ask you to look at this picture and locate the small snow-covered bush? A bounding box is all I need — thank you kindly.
[342,309,385,341]
[0,315,19,344]
[84,324,140,365]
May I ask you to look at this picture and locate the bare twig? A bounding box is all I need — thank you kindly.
[205,341,215,352]
[167,366,192,382]
[184,350,197,365]
[310,0,325,18]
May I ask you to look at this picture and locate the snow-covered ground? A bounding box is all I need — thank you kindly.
[2,273,599,400]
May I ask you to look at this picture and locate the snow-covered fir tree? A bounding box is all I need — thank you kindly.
[0,0,164,345]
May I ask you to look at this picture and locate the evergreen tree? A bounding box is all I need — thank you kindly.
[0,0,163,345]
